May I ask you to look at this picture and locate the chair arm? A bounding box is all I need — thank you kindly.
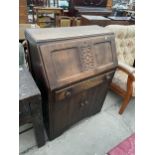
[116,62,135,97]
[117,62,135,81]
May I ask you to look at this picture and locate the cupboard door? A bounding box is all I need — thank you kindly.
[53,71,114,137]
[53,92,83,136]
[87,71,114,115]
[87,79,109,116]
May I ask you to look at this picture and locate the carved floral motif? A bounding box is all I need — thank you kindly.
[80,45,95,71]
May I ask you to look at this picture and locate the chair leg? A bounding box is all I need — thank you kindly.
[119,93,132,114]
[119,74,134,115]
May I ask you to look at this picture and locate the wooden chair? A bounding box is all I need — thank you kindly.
[37,16,54,28]
[72,17,81,26]
[56,16,73,27]
[104,25,135,114]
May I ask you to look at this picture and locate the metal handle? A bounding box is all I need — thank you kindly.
[85,100,89,105]
[80,102,85,107]
[65,91,71,97]
[80,100,89,107]
[105,74,111,80]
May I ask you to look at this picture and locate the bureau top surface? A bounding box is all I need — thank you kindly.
[19,66,40,100]
[25,25,113,43]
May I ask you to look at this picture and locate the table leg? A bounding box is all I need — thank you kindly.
[30,97,45,147]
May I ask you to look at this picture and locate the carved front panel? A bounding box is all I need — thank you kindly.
[79,45,96,71]
[39,35,115,89]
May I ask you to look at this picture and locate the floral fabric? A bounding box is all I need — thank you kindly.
[104,25,135,96]
[105,25,135,66]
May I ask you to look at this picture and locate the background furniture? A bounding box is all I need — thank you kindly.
[81,15,134,27]
[19,0,28,23]
[68,0,112,16]
[27,0,48,6]
[19,24,40,71]
[56,16,73,27]
[56,16,81,27]
[69,0,112,8]
[25,25,118,140]
[81,15,111,27]
[108,16,135,25]
[72,17,81,26]
[104,25,135,114]
[74,6,112,16]
[34,6,63,27]
[19,43,45,147]
[19,65,45,147]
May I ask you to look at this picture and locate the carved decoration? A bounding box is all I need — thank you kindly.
[80,45,95,71]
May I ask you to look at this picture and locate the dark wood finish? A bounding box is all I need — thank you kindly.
[74,6,112,16]
[28,0,48,6]
[81,15,134,27]
[70,0,112,8]
[25,25,118,140]
[19,66,45,147]
[81,15,111,27]
[69,0,112,16]
[108,16,135,25]
[19,0,28,23]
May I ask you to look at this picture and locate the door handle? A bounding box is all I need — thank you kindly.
[65,90,72,97]
[105,74,111,80]
[80,100,89,107]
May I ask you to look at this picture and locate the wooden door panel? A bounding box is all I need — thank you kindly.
[40,35,115,89]
[53,92,83,136]
[53,70,114,136]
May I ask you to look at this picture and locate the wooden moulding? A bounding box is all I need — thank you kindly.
[25,26,118,140]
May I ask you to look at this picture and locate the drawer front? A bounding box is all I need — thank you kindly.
[55,70,115,102]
